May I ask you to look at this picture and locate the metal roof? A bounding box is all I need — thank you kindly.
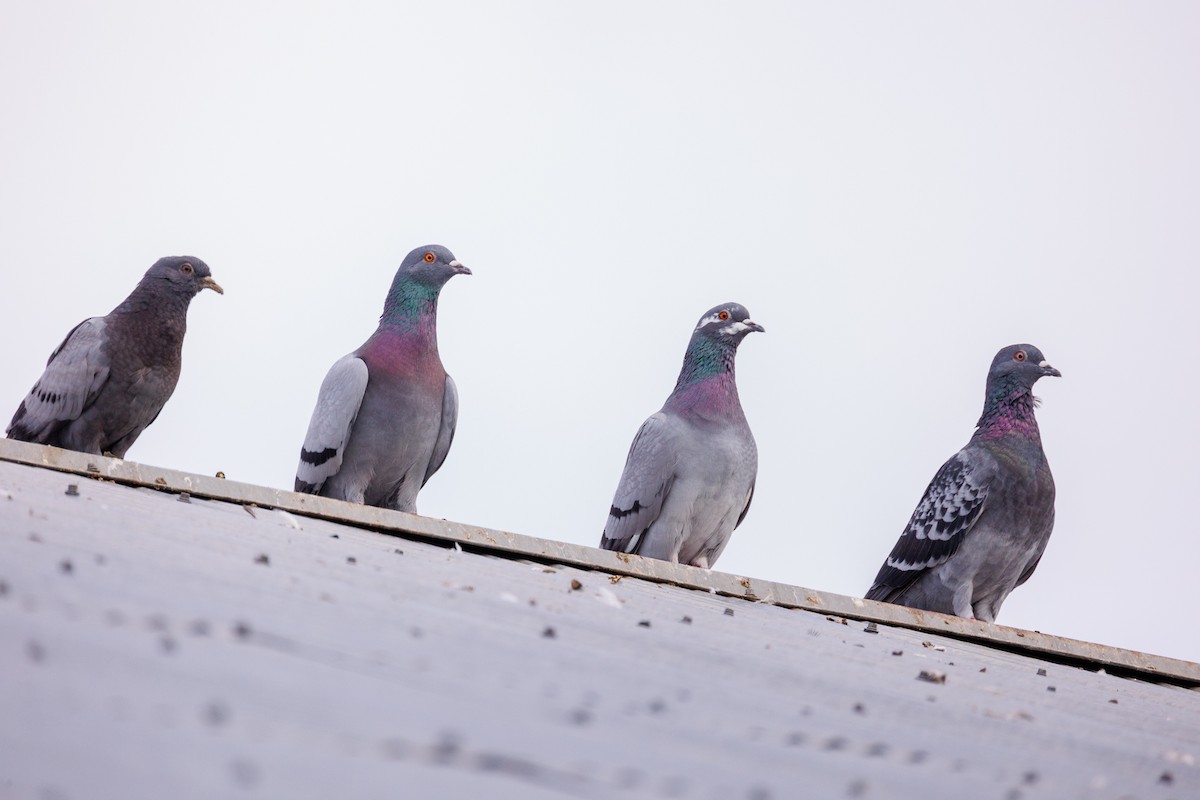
[1,439,1197,799]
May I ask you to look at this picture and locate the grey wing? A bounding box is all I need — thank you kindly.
[1015,504,1055,587]
[865,450,991,602]
[735,481,755,528]
[295,355,369,494]
[600,413,678,554]
[422,373,458,487]
[6,318,110,441]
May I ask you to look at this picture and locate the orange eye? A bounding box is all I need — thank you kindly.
[718,310,731,321]
[180,263,194,275]
[423,252,436,263]
[1014,351,1027,362]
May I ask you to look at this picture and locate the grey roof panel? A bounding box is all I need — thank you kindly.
[1,443,1198,799]
[1,439,1195,688]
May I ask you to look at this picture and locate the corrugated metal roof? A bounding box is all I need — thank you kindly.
[1,439,1197,799]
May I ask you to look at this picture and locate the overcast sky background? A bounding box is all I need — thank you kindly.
[2,3,1197,662]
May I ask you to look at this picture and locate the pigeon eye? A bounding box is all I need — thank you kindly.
[1014,351,1027,362]
[423,252,436,263]
[717,310,731,322]
[180,262,194,275]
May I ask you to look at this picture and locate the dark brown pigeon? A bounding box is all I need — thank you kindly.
[6,256,222,457]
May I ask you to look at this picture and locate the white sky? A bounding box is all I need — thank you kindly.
[2,2,1197,663]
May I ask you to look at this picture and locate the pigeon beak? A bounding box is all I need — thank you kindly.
[745,320,765,333]
[200,276,225,295]
[449,260,472,276]
[1039,360,1061,378]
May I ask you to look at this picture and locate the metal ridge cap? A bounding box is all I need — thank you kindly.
[2,437,1197,687]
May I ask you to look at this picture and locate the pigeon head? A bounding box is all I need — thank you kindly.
[145,256,224,297]
[978,343,1061,427]
[987,344,1061,389]
[674,303,764,389]
[395,245,471,288]
[691,303,766,344]
[382,245,470,323]
[115,256,221,314]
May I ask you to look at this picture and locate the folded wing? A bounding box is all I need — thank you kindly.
[601,413,678,555]
[423,374,459,487]
[7,318,111,443]
[295,355,369,494]
[866,451,990,602]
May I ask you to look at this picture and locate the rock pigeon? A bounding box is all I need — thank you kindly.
[6,256,223,457]
[600,303,763,568]
[295,244,470,512]
[865,344,1061,622]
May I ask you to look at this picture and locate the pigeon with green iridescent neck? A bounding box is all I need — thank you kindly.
[6,256,223,457]
[295,245,470,512]
[600,303,763,568]
[865,344,1061,622]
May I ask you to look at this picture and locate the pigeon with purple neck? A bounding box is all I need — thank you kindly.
[600,303,763,569]
[866,344,1061,622]
[295,245,470,513]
